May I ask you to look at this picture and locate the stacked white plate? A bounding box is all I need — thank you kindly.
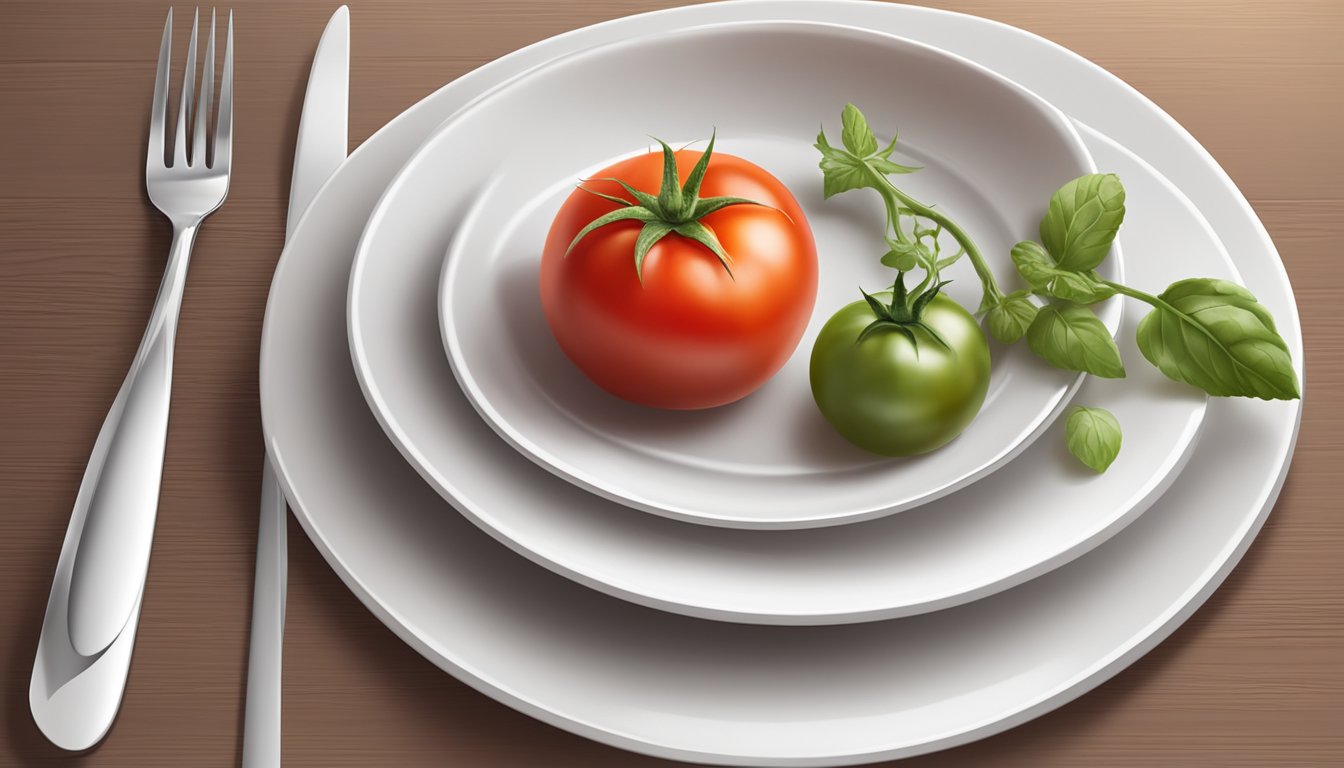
[260,3,1303,765]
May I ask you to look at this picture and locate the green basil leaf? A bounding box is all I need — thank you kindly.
[1136,278,1300,399]
[1010,241,1054,287]
[840,103,879,157]
[1026,303,1126,378]
[1065,406,1122,473]
[1010,241,1116,304]
[818,105,920,198]
[1039,174,1126,272]
[984,291,1039,343]
[880,240,931,271]
[815,130,873,199]
[1048,271,1116,304]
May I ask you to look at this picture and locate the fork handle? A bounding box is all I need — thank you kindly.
[66,222,198,657]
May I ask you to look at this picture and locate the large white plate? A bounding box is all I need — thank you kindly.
[346,108,1207,624]
[354,20,1120,529]
[260,2,1303,765]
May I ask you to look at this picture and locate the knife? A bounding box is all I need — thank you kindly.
[242,8,348,767]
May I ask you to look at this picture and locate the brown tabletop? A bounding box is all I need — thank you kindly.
[2,1,1341,765]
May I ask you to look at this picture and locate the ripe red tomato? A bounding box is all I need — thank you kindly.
[540,141,817,410]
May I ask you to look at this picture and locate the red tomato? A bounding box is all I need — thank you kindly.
[540,143,817,410]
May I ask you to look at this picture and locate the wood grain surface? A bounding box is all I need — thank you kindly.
[2,1,1341,765]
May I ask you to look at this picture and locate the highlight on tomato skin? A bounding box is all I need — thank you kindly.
[539,139,818,410]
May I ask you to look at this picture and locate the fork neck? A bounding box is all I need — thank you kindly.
[142,221,200,350]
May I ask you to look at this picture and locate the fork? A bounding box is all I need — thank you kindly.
[62,7,233,659]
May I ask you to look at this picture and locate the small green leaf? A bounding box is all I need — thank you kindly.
[914,320,953,354]
[632,221,675,282]
[889,271,909,312]
[816,105,917,199]
[1010,240,1056,288]
[1040,173,1126,272]
[592,177,662,213]
[985,291,1039,343]
[856,320,909,347]
[910,280,952,320]
[1065,406,1122,473]
[565,206,659,256]
[692,196,761,219]
[1136,278,1300,399]
[654,139,683,214]
[880,240,931,271]
[870,157,921,175]
[860,287,893,322]
[840,103,878,157]
[1010,241,1116,304]
[671,220,734,276]
[875,132,899,159]
[678,130,716,218]
[577,185,633,207]
[815,131,874,198]
[870,126,918,174]
[1026,303,1126,378]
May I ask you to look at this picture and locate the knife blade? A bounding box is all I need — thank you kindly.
[242,8,348,767]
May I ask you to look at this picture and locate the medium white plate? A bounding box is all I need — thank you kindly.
[353,20,1121,529]
[260,2,1302,765]
[346,111,1207,624]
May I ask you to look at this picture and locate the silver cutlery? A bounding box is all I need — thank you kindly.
[242,7,348,767]
[30,7,234,750]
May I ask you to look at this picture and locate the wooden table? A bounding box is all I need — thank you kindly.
[2,1,1340,765]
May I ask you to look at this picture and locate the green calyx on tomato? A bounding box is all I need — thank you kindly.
[565,132,765,281]
[856,270,954,352]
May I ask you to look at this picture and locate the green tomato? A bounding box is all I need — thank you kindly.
[810,292,990,456]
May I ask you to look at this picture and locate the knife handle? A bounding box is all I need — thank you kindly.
[66,222,196,657]
[242,460,288,768]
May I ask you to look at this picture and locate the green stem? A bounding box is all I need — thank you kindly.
[881,192,911,244]
[876,174,1005,309]
[1102,280,1164,308]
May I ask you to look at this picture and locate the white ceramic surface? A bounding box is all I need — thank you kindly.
[353,20,1121,529]
[344,115,1209,624]
[260,2,1302,765]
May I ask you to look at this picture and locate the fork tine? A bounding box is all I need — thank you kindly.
[173,8,199,168]
[193,9,216,167]
[213,10,234,171]
[147,8,173,169]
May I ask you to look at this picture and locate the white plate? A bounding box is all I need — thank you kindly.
[260,2,1303,765]
[346,108,1207,624]
[354,20,1121,529]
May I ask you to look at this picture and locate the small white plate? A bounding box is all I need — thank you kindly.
[352,20,1120,529]
[261,3,1302,764]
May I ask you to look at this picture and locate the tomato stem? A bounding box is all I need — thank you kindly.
[874,174,1006,311]
[567,131,768,283]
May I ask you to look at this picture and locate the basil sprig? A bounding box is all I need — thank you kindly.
[816,105,1301,473]
[1013,175,1300,401]
[816,104,1009,313]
